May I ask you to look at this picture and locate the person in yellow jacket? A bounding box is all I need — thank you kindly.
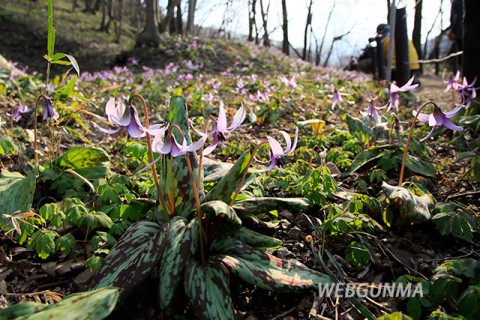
[377,24,421,82]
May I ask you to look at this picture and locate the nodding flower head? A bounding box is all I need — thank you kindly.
[11,102,30,122]
[385,77,419,112]
[42,97,59,121]
[330,88,343,110]
[413,104,464,142]
[93,97,145,138]
[199,102,246,155]
[362,97,383,123]
[257,127,299,172]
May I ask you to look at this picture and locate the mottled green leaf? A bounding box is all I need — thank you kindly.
[382,182,434,223]
[158,96,204,218]
[0,287,119,320]
[346,114,373,139]
[203,157,234,182]
[201,200,241,225]
[0,135,17,155]
[211,238,332,292]
[404,154,436,178]
[204,151,251,203]
[49,146,110,179]
[0,301,43,319]
[233,197,309,215]
[93,221,165,299]
[0,170,35,215]
[158,216,198,309]
[219,225,282,248]
[184,260,234,320]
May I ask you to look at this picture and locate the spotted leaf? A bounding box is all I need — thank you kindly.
[204,151,251,203]
[201,200,241,225]
[233,197,309,215]
[217,225,282,248]
[0,287,119,320]
[184,260,234,320]
[211,238,332,292]
[0,170,35,215]
[93,220,165,300]
[158,216,198,309]
[382,182,434,223]
[49,146,110,179]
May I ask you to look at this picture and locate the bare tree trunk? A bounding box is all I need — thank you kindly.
[302,0,313,60]
[248,0,256,42]
[115,0,124,43]
[136,0,161,47]
[176,1,183,34]
[259,0,270,47]
[281,0,289,55]
[463,0,480,102]
[323,31,350,67]
[99,0,107,31]
[187,0,197,36]
[84,0,95,13]
[72,0,79,11]
[159,0,180,33]
[317,1,336,65]
[395,6,410,86]
[412,0,423,71]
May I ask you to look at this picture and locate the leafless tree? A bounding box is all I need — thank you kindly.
[281,0,289,55]
[259,0,270,47]
[136,0,161,47]
[412,0,423,62]
[464,0,480,100]
[169,0,183,34]
[159,0,181,33]
[302,0,313,60]
[99,0,114,32]
[316,0,335,64]
[115,0,124,43]
[187,0,197,36]
[247,0,258,43]
[323,31,350,67]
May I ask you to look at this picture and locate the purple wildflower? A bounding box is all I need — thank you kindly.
[279,75,297,89]
[11,102,30,122]
[330,89,343,110]
[258,128,299,172]
[150,125,205,157]
[457,76,478,108]
[201,103,246,155]
[362,98,382,123]
[42,97,59,121]
[92,97,145,138]
[413,105,464,142]
[385,77,419,112]
[443,71,461,92]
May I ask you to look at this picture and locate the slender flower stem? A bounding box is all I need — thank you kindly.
[170,124,206,266]
[230,141,268,206]
[398,101,435,186]
[129,94,165,215]
[33,94,48,166]
[195,115,216,199]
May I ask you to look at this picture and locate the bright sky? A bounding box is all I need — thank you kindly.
[194,0,452,67]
